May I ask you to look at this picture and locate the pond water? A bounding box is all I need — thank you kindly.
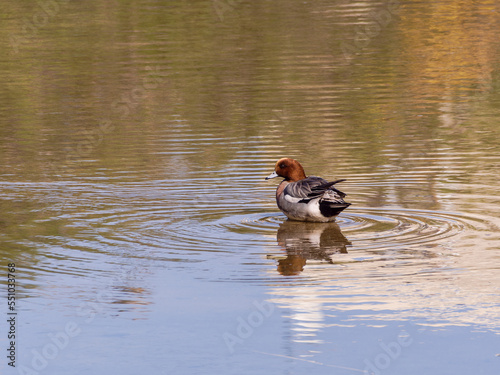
[1,1,499,374]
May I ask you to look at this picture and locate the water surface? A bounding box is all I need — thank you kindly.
[1,1,499,374]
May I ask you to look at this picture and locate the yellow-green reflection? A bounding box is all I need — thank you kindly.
[0,0,499,357]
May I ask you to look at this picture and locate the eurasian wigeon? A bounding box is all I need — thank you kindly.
[266,158,350,222]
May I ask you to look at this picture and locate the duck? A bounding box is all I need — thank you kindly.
[266,158,350,222]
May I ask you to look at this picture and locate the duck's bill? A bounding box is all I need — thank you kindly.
[265,171,278,180]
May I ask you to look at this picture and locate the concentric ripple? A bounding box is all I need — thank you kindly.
[149,206,492,258]
[107,205,488,251]
[203,207,489,249]
[336,207,489,250]
[29,175,496,279]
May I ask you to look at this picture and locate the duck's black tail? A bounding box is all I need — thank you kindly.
[318,183,350,217]
[318,201,351,218]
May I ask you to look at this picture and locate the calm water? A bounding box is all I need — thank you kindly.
[1,1,499,374]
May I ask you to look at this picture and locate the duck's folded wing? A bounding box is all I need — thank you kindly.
[283,177,347,203]
[309,179,347,199]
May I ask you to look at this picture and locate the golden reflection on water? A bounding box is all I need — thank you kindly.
[399,1,500,95]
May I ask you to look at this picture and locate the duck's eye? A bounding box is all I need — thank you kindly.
[279,163,287,169]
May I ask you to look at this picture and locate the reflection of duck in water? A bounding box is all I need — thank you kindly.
[274,220,351,276]
[266,158,350,222]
